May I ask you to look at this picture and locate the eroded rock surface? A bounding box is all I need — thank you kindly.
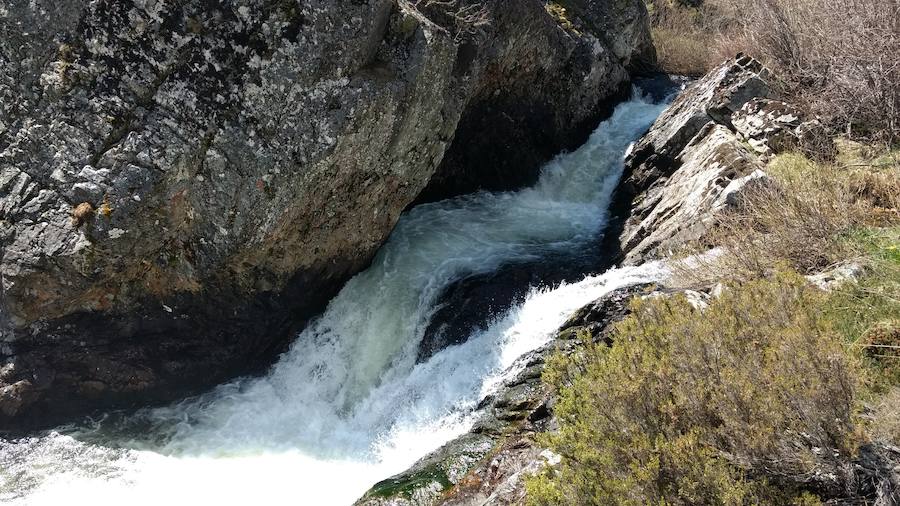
[604,55,771,263]
[0,0,654,428]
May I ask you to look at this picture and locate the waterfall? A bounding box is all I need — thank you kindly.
[0,92,669,506]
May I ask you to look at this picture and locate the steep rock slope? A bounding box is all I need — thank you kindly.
[0,0,653,428]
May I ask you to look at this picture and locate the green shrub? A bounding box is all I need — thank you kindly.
[828,227,900,389]
[527,271,858,505]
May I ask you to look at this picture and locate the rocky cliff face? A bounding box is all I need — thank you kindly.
[0,0,653,428]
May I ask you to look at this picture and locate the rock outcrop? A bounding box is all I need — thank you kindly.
[605,55,771,263]
[0,0,654,428]
[604,55,833,265]
[731,97,834,160]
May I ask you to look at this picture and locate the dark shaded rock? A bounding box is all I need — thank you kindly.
[417,250,605,363]
[552,0,657,72]
[412,0,656,203]
[850,443,900,506]
[0,0,653,429]
[558,281,655,342]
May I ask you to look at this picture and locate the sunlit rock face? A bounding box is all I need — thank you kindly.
[604,55,773,264]
[0,0,653,428]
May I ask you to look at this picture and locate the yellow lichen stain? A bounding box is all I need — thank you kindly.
[99,196,113,217]
[545,2,579,34]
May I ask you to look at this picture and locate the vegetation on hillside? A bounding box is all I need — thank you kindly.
[645,0,900,144]
[528,272,856,505]
[520,2,900,502]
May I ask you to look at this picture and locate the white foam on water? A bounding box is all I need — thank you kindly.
[0,93,669,506]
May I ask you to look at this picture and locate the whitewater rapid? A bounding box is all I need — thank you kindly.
[0,92,670,505]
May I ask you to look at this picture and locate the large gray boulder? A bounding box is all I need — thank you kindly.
[604,55,772,263]
[0,0,654,428]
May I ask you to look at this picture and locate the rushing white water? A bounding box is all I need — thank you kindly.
[0,93,670,505]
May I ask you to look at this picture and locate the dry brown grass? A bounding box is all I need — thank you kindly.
[71,202,94,227]
[871,387,900,444]
[644,0,737,76]
[646,0,900,142]
[727,0,899,142]
[671,148,900,286]
[651,0,900,142]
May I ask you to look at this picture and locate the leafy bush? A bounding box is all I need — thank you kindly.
[527,271,858,505]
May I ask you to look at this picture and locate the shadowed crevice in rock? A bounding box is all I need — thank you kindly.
[0,258,361,434]
[412,83,632,204]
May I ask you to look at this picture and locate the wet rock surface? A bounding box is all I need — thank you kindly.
[0,0,653,428]
[417,249,605,363]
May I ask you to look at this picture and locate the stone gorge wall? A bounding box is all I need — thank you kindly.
[0,0,653,428]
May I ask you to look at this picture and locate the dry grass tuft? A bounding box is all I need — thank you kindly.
[672,148,900,285]
[71,202,94,227]
[871,387,900,444]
